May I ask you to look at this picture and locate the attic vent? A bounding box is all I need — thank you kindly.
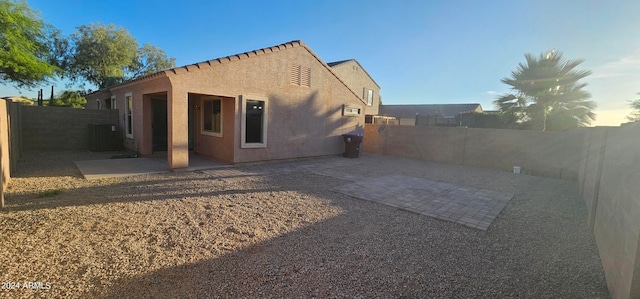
[291,64,311,87]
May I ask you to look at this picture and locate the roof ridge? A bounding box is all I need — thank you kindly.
[106,40,306,90]
[100,40,368,105]
[327,59,380,89]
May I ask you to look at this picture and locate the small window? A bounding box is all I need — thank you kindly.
[364,88,373,106]
[125,93,133,138]
[110,95,116,109]
[343,105,361,116]
[201,98,222,137]
[241,95,268,148]
[96,99,101,110]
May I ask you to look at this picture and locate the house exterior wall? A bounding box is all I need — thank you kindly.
[87,76,173,155]
[329,60,380,116]
[192,95,236,164]
[165,44,365,164]
[87,42,366,165]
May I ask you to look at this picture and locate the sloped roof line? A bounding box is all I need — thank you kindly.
[327,59,351,67]
[326,59,381,89]
[95,40,368,104]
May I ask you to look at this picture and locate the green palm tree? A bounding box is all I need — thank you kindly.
[494,50,596,131]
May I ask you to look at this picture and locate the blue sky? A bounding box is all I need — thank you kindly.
[2,0,639,125]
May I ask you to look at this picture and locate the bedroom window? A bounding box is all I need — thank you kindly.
[241,95,268,148]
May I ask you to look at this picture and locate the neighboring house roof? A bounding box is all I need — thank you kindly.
[379,104,483,118]
[90,40,367,104]
[326,59,380,89]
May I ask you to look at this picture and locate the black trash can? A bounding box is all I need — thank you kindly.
[342,134,363,158]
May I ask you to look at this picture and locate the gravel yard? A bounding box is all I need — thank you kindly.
[1,150,609,298]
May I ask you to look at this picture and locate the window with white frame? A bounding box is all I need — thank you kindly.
[241,95,268,148]
[110,95,116,109]
[201,98,222,137]
[364,88,373,106]
[125,93,133,138]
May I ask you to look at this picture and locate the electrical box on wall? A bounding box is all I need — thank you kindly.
[88,123,118,151]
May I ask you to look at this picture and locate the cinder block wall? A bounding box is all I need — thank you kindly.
[578,123,640,299]
[21,106,119,150]
[365,123,640,298]
[363,124,582,180]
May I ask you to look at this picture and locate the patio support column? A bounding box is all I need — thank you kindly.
[167,88,189,170]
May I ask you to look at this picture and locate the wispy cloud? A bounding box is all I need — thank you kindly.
[591,50,640,79]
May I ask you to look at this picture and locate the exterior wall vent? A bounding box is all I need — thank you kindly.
[291,64,311,87]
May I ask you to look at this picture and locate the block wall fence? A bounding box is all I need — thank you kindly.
[363,123,640,299]
[21,106,119,150]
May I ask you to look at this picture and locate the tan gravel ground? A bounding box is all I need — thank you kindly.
[1,150,609,298]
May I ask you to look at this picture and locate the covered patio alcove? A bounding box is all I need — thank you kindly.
[140,91,236,170]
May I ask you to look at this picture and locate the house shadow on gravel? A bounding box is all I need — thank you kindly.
[89,165,609,299]
[2,152,610,298]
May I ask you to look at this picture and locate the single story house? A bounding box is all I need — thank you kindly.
[379,104,483,126]
[86,40,378,169]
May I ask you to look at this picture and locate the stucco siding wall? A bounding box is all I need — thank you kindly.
[114,77,173,155]
[168,45,365,164]
[0,99,10,200]
[193,95,236,163]
[87,77,173,154]
[330,61,380,116]
[87,43,366,165]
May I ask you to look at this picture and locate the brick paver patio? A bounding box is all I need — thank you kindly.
[202,160,514,231]
[335,175,514,230]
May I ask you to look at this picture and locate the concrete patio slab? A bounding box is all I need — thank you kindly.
[75,154,231,180]
[335,174,514,231]
[74,158,170,180]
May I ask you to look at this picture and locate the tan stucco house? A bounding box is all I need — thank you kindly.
[326,59,380,119]
[86,40,378,169]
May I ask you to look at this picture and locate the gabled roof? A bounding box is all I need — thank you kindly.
[326,59,380,89]
[326,60,351,67]
[92,40,367,104]
[379,104,483,118]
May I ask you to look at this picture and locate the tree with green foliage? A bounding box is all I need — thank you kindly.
[627,95,640,122]
[494,50,596,131]
[67,23,175,89]
[0,0,62,88]
[131,43,176,78]
[68,23,138,89]
[49,90,86,108]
